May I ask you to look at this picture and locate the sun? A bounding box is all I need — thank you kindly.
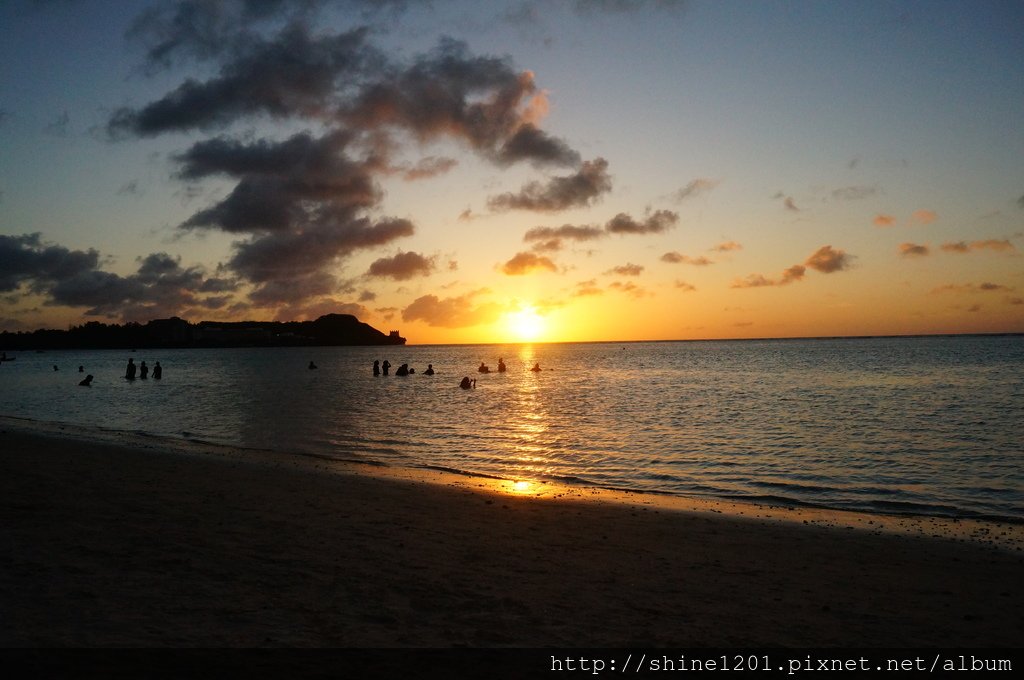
[505,306,546,341]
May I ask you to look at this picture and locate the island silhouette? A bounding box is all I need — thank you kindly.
[0,314,406,350]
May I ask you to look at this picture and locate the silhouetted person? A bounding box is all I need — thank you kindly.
[308,360,318,369]
[395,363,409,376]
[78,365,84,373]
[531,362,542,372]
[125,358,136,380]
[140,361,149,379]
[53,365,59,371]
[497,358,506,373]
[382,360,391,376]
[460,376,476,389]
[373,360,380,376]
[478,362,489,373]
[424,364,435,375]
[153,362,162,379]
[79,374,93,387]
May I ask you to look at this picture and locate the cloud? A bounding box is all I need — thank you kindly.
[783,196,799,211]
[366,251,436,280]
[674,280,696,291]
[0,233,101,293]
[873,213,896,227]
[572,279,603,297]
[605,263,644,276]
[898,242,930,257]
[730,265,805,288]
[831,185,877,201]
[572,0,688,14]
[909,209,937,225]
[940,239,1017,254]
[931,282,1013,294]
[605,209,677,235]
[669,178,719,203]
[487,158,612,212]
[660,252,712,265]
[524,223,602,241]
[710,241,742,253]
[804,245,851,273]
[500,251,558,275]
[608,281,649,298]
[401,292,502,328]
[400,156,457,181]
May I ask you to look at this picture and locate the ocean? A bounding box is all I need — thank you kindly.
[1,335,1021,520]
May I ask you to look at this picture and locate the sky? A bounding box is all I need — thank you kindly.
[1,0,1022,344]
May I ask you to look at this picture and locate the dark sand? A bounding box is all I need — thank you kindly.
[1,422,1021,647]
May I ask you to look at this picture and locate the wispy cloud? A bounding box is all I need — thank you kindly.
[831,185,878,201]
[668,178,719,203]
[931,282,1013,294]
[500,251,558,275]
[874,213,896,227]
[940,239,1016,254]
[661,252,712,266]
[898,242,930,257]
[604,263,643,276]
[488,158,612,212]
[909,209,938,225]
[710,241,741,253]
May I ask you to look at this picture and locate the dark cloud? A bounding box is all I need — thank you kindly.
[783,196,799,212]
[523,223,605,242]
[731,264,805,288]
[342,38,578,168]
[0,234,101,293]
[660,252,712,265]
[805,245,851,273]
[366,251,436,280]
[488,158,611,212]
[400,156,458,181]
[500,251,558,275]
[899,242,930,257]
[108,17,588,315]
[401,292,503,328]
[940,239,1016,254]
[110,25,374,137]
[606,209,677,235]
[605,263,643,276]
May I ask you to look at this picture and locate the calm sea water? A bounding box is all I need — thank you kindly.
[1,336,1021,520]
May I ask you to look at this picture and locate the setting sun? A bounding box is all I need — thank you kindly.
[505,307,546,342]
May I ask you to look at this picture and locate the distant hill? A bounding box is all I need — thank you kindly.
[0,314,406,350]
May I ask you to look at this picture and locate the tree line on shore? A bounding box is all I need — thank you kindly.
[0,314,406,351]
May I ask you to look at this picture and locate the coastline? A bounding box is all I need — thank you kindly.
[2,417,1022,646]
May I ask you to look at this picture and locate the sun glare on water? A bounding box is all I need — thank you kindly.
[505,307,547,342]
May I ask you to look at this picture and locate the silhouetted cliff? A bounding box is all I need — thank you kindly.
[0,314,406,350]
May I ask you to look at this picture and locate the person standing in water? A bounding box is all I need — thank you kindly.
[140,361,149,379]
[153,361,162,379]
[125,358,136,380]
[373,360,380,376]
[382,360,391,376]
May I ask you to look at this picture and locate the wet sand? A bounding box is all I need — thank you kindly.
[1,420,1021,647]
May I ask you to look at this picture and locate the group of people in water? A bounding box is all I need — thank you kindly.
[70,357,164,386]
[369,357,542,389]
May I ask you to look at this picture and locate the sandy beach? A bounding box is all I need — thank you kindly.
[1,419,1021,647]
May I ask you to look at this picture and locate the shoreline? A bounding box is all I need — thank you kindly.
[2,417,1023,646]
[3,414,1022,552]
